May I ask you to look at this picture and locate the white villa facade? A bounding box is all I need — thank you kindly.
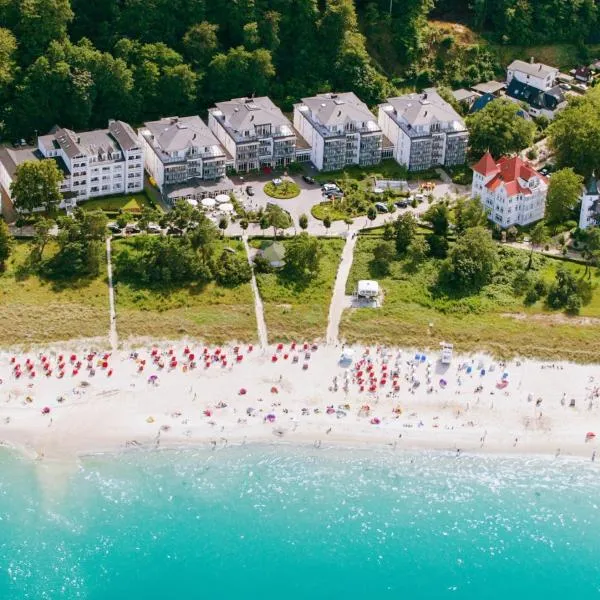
[139,116,227,193]
[293,92,383,172]
[579,174,599,230]
[208,97,298,172]
[471,152,547,228]
[0,120,144,213]
[378,88,468,171]
[506,60,558,91]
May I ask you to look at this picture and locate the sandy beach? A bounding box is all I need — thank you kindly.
[0,341,599,462]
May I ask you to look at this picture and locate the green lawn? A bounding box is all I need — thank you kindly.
[79,193,158,214]
[0,241,110,346]
[263,181,300,199]
[112,238,257,343]
[339,233,600,362]
[255,238,345,342]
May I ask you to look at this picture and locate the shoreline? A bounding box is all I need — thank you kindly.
[1,341,599,464]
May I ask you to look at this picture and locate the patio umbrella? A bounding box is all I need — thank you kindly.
[215,194,231,204]
[187,199,198,207]
[201,198,216,208]
[218,202,234,213]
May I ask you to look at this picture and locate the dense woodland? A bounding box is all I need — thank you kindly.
[0,0,598,140]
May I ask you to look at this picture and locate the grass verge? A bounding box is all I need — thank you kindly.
[255,238,345,342]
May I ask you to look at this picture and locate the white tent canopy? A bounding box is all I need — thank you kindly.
[218,202,234,213]
[215,194,231,204]
[357,280,379,298]
[201,198,216,208]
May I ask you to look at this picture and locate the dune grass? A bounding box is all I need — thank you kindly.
[255,238,345,342]
[112,238,257,343]
[339,233,600,362]
[0,241,110,346]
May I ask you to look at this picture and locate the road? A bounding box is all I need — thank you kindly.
[243,236,268,348]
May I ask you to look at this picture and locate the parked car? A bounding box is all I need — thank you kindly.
[246,185,255,196]
[125,224,140,234]
[147,224,161,234]
[302,175,316,184]
[322,183,339,193]
[395,200,408,209]
[107,224,122,234]
[327,191,344,199]
[167,226,183,235]
[414,193,425,202]
[374,202,389,213]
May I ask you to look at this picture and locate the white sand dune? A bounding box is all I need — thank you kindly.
[0,341,599,462]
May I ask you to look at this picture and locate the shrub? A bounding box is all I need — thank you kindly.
[214,251,252,286]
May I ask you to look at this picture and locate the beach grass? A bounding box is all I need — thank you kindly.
[112,238,257,343]
[255,237,345,342]
[339,232,600,362]
[0,241,110,346]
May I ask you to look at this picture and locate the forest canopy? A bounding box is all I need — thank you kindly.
[0,0,597,140]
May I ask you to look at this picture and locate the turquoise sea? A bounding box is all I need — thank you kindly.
[1,445,599,599]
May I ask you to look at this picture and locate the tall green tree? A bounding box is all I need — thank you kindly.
[527,220,548,269]
[183,22,219,67]
[454,197,487,234]
[423,203,450,237]
[394,212,417,254]
[285,232,321,278]
[10,160,63,213]
[0,219,14,272]
[466,98,536,159]
[442,226,498,291]
[546,168,584,224]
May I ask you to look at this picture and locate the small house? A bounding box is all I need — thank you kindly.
[452,88,480,109]
[260,241,286,268]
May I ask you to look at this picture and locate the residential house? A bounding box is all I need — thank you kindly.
[471,81,506,96]
[208,96,299,172]
[471,152,547,228]
[578,173,599,230]
[451,88,480,109]
[378,88,469,171]
[293,92,383,171]
[572,66,592,84]
[0,120,144,213]
[0,146,42,216]
[506,59,565,119]
[139,115,233,203]
[507,59,558,91]
[506,79,566,119]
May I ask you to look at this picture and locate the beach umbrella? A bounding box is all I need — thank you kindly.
[187,198,198,207]
[215,194,230,204]
[201,197,216,209]
[266,414,276,422]
[218,202,234,213]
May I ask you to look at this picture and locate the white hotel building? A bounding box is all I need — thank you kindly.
[471,152,547,228]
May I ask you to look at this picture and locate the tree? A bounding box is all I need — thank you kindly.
[583,227,600,279]
[259,214,270,232]
[183,22,219,67]
[394,213,416,254]
[442,227,498,291]
[372,241,395,275]
[298,213,308,231]
[454,197,487,234]
[285,233,321,278]
[466,98,536,159]
[423,203,450,237]
[344,217,354,231]
[407,235,429,268]
[116,213,130,229]
[11,160,63,214]
[323,215,332,234]
[546,168,584,224]
[218,216,229,237]
[214,251,252,286]
[367,205,377,225]
[31,217,54,262]
[547,88,600,178]
[0,28,17,94]
[528,221,548,269]
[265,204,291,238]
[547,266,589,314]
[0,219,14,272]
[240,218,249,233]
[137,206,159,232]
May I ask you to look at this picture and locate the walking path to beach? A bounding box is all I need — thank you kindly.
[243,236,268,348]
[326,234,357,345]
[105,237,118,350]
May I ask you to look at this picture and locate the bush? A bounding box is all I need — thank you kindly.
[426,233,449,258]
[253,255,273,274]
[264,180,300,199]
[214,251,252,286]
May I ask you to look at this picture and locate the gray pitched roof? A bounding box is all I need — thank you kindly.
[0,146,41,178]
[382,88,466,129]
[53,128,83,159]
[109,120,140,151]
[300,92,378,128]
[144,116,222,152]
[214,97,292,133]
[452,88,478,102]
[508,60,557,79]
